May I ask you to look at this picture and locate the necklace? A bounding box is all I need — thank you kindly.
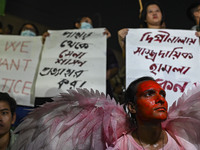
[136,131,165,150]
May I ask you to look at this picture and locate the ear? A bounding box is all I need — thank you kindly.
[11,112,16,124]
[75,23,81,29]
[128,102,136,114]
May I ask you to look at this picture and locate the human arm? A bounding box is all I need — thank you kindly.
[107,67,118,80]
[106,49,119,80]
[195,31,200,44]
[118,28,128,59]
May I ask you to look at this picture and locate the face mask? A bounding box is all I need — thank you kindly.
[80,22,93,29]
[20,30,36,36]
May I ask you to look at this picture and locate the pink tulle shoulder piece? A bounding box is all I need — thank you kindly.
[162,83,200,149]
[12,88,130,150]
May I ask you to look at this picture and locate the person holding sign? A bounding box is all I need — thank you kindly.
[11,76,200,149]
[118,1,166,58]
[39,15,118,105]
[42,16,111,42]
[116,1,166,102]
[74,15,119,98]
[18,23,39,37]
[74,15,111,39]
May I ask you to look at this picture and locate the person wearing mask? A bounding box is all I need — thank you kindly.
[40,15,118,105]
[18,23,39,37]
[74,16,94,29]
[74,15,118,98]
[0,92,17,150]
[42,15,118,98]
[74,15,111,37]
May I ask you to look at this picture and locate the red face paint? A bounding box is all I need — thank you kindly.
[135,80,168,122]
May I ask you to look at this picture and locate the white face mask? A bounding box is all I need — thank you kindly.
[80,22,93,29]
[20,30,36,36]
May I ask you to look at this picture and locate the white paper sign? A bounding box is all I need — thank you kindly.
[35,28,107,97]
[126,28,200,106]
[0,35,43,106]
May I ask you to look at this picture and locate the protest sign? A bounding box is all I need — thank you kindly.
[0,35,43,106]
[126,28,200,106]
[35,28,107,97]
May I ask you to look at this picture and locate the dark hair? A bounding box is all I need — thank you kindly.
[186,1,200,23]
[140,1,165,28]
[5,24,13,34]
[73,15,93,29]
[73,13,101,29]
[74,16,84,25]
[0,92,17,116]
[125,76,155,105]
[18,23,39,35]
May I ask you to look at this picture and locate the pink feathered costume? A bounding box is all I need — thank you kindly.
[12,85,200,150]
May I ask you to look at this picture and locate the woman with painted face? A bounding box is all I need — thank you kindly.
[110,76,189,149]
[124,77,169,149]
[116,77,167,149]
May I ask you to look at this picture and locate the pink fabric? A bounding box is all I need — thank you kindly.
[106,131,196,150]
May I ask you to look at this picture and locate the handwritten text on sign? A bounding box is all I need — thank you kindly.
[126,29,200,106]
[35,29,106,97]
[0,35,42,106]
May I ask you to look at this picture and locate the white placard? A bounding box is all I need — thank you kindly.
[35,28,107,97]
[126,28,200,106]
[0,35,43,106]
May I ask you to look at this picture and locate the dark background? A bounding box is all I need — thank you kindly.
[2,0,197,50]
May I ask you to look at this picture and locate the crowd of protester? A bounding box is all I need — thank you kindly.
[0,0,200,149]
